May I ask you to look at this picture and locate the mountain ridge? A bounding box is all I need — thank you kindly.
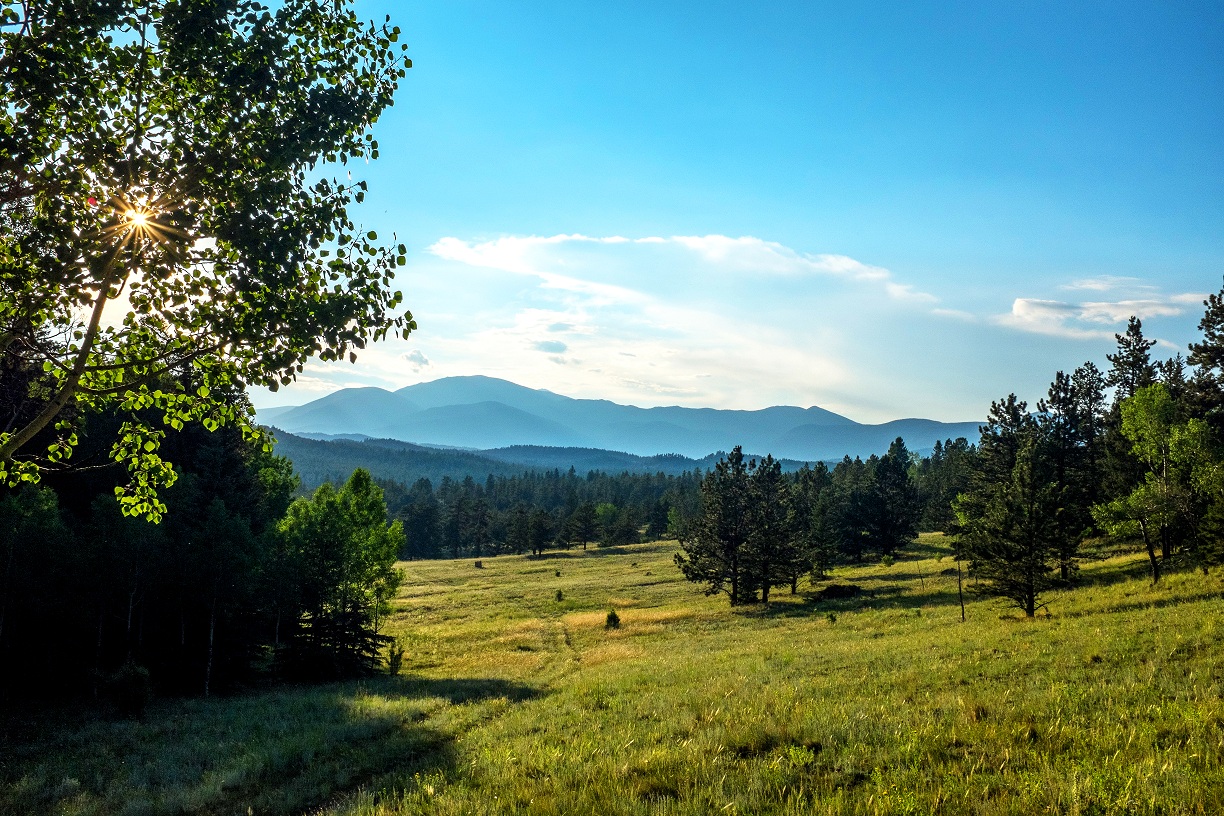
[259,376,981,461]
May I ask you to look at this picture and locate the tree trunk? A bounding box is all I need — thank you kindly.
[205,596,216,698]
[0,270,117,461]
[1139,520,1160,584]
[957,564,965,622]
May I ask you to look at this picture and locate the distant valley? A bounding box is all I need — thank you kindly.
[259,376,982,477]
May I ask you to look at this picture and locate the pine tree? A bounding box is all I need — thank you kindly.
[1106,316,1157,405]
[1038,369,1102,582]
[566,502,598,550]
[743,455,795,604]
[1188,278,1224,429]
[675,447,753,605]
[956,431,1060,616]
[862,438,919,556]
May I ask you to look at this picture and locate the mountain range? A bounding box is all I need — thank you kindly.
[259,376,982,462]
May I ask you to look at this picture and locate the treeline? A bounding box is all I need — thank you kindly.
[379,468,704,558]
[676,283,1224,614]
[674,438,955,604]
[956,307,1224,614]
[0,413,404,705]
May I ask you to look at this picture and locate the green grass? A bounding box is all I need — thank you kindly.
[4,535,1223,815]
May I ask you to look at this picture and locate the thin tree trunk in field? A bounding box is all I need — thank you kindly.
[957,564,965,622]
[1139,520,1160,584]
[205,586,217,698]
[206,574,221,694]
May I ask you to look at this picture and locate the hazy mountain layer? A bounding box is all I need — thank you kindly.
[260,375,981,461]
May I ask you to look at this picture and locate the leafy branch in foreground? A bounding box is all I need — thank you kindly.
[0,0,414,518]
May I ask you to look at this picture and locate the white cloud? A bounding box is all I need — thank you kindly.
[250,233,1209,423]
[429,233,936,303]
[403,349,430,371]
[1060,275,1151,292]
[996,294,1203,341]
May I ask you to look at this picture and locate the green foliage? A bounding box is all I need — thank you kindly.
[675,446,753,604]
[1094,383,1221,580]
[744,453,796,604]
[566,501,599,550]
[955,399,1061,616]
[605,608,620,629]
[387,637,407,677]
[859,437,920,556]
[1106,316,1157,404]
[276,468,405,679]
[0,0,413,518]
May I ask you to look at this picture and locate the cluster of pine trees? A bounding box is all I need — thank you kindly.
[674,439,931,605]
[676,283,1224,615]
[956,299,1224,614]
[381,469,702,558]
[0,411,404,704]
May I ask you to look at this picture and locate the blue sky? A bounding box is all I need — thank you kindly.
[255,0,1224,423]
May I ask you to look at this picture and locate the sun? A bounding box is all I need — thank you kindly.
[126,209,150,228]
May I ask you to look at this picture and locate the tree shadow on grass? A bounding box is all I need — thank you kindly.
[1060,590,1224,619]
[0,675,540,816]
[730,577,970,621]
[1072,556,1154,588]
[387,674,542,704]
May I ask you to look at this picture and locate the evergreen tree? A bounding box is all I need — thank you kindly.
[956,430,1060,616]
[675,447,753,605]
[789,463,830,585]
[827,456,871,562]
[566,502,599,550]
[743,455,795,604]
[1038,368,1103,582]
[914,437,976,532]
[507,506,531,555]
[1106,316,1157,405]
[1188,278,1224,430]
[861,438,919,556]
[529,508,555,555]
[399,478,442,559]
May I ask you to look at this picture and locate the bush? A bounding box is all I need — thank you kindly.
[555,589,564,602]
[108,661,153,718]
[474,560,483,569]
[605,609,621,629]
[387,638,407,676]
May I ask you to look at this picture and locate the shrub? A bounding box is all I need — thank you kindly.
[555,589,564,602]
[387,638,407,676]
[474,560,483,569]
[605,609,621,629]
[108,661,153,718]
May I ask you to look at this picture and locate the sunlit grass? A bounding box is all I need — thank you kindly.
[4,535,1222,815]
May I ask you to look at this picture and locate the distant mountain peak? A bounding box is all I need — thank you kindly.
[263,374,980,460]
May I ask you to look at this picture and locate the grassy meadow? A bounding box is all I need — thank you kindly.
[4,534,1223,815]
